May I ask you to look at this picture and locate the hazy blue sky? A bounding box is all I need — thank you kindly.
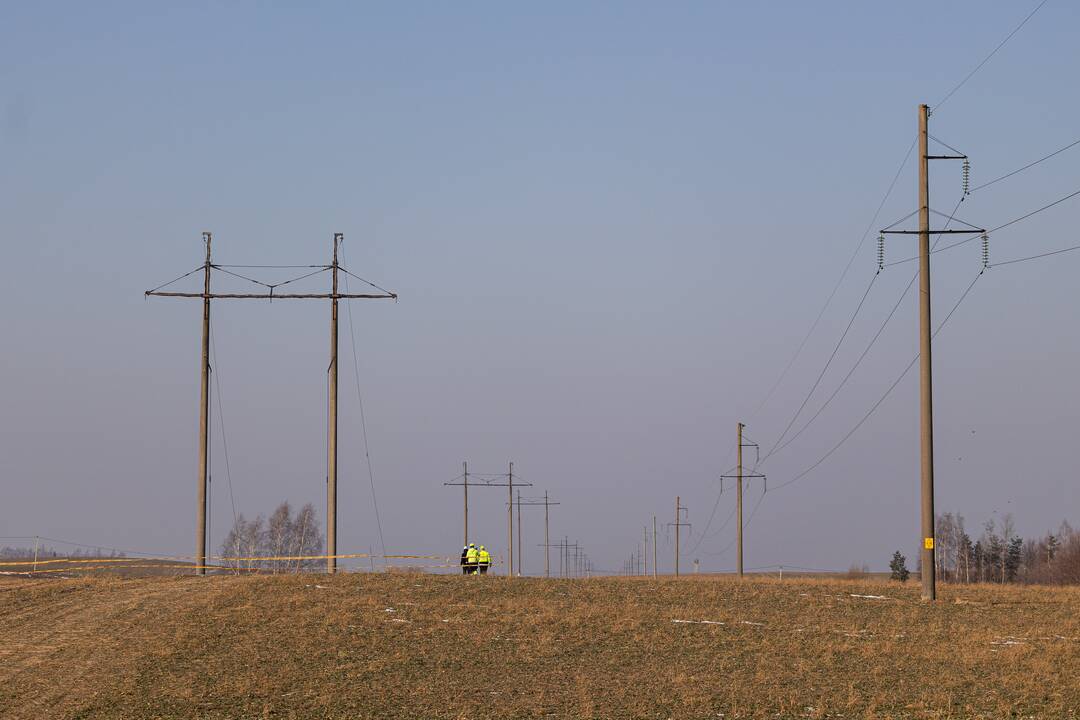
[2,2,1077,573]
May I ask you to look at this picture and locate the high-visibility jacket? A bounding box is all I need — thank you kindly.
[466,547,479,564]
[478,549,491,565]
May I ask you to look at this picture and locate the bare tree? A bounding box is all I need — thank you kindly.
[220,502,323,574]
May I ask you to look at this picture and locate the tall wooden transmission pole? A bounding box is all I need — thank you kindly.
[916,104,937,602]
[146,232,396,575]
[668,497,690,577]
[463,461,469,546]
[880,104,982,601]
[327,236,340,573]
[652,515,657,578]
[508,462,514,576]
[196,233,211,575]
[545,491,551,577]
[721,424,764,578]
[523,493,560,577]
[737,422,743,577]
[642,526,648,577]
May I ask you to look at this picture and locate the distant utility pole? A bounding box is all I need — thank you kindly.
[720,423,765,577]
[652,515,658,578]
[642,526,648,577]
[146,233,396,574]
[520,493,560,577]
[444,462,532,576]
[668,496,691,577]
[516,490,522,575]
[880,104,984,602]
[550,536,580,578]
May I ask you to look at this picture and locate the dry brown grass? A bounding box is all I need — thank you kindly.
[0,573,1077,719]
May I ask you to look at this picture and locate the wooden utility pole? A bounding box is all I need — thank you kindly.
[516,490,523,576]
[721,424,764,578]
[545,492,551,577]
[523,493,560,577]
[916,104,937,602]
[879,105,982,601]
[508,462,514,577]
[643,526,648,576]
[737,422,743,577]
[668,497,690,577]
[675,497,680,576]
[463,461,469,546]
[196,232,211,575]
[327,235,340,573]
[652,515,657,578]
[146,232,396,575]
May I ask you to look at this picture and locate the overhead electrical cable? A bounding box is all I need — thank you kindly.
[209,320,239,534]
[970,137,1080,193]
[340,242,389,567]
[933,0,1050,112]
[884,186,1080,265]
[765,196,966,461]
[770,269,985,493]
[748,136,917,423]
[992,240,1080,267]
[765,272,879,458]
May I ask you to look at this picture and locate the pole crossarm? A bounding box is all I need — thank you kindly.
[146,291,396,300]
[444,479,532,488]
[880,229,983,235]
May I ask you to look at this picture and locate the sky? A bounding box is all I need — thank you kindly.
[1,1,1077,574]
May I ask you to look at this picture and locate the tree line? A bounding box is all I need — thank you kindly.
[893,512,1080,585]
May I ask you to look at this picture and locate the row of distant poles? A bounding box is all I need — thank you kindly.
[445,464,589,577]
[146,233,397,574]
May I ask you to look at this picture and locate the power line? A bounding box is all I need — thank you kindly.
[992,239,1080,267]
[970,137,1080,193]
[767,196,967,460]
[933,0,1050,112]
[341,241,388,567]
[765,272,879,458]
[771,269,985,493]
[749,136,917,423]
[885,186,1080,265]
[209,319,239,533]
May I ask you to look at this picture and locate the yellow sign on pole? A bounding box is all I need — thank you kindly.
[924,537,935,550]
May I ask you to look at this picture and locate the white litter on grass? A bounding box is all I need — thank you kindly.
[740,621,765,626]
[672,619,725,625]
[850,594,890,600]
[384,607,395,613]
[303,584,329,589]
[390,618,410,623]
[991,636,1025,646]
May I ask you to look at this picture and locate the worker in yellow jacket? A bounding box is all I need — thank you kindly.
[465,543,479,575]
[477,545,491,575]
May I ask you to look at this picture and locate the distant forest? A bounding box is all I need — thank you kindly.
[928,512,1079,585]
[0,545,127,559]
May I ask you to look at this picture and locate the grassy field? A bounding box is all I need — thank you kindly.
[1,573,1077,719]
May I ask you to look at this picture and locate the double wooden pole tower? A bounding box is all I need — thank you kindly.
[146,233,396,574]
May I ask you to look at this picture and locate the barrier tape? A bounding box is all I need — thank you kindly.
[0,552,448,567]
[1,562,473,576]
